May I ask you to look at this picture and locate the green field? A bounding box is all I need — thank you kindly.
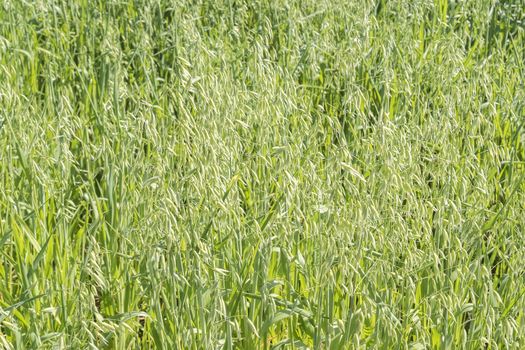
[1,0,524,348]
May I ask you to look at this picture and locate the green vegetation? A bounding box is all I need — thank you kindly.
[1,0,524,348]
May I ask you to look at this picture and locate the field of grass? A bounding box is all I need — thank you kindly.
[1,0,524,348]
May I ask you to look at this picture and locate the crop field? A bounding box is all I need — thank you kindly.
[1,0,525,349]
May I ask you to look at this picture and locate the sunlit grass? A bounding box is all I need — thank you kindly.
[1,0,524,348]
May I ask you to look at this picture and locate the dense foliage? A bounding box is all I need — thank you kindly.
[1,0,524,348]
